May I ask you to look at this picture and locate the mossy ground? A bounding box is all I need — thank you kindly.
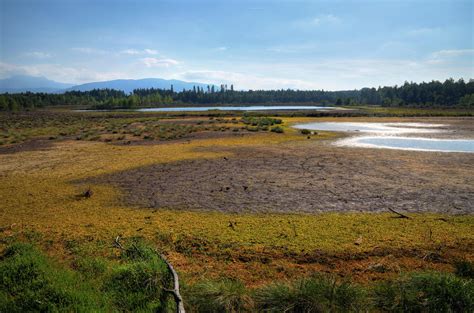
[0,113,473,288]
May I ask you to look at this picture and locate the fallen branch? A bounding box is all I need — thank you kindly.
[113,236,185,312]
[114,235,124,250]
[159,252,185,313]
[388,208,410,219]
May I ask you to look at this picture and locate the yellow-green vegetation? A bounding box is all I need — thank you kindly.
[358,106,474,117]
[1,112,473,311]
[1,116,472,284]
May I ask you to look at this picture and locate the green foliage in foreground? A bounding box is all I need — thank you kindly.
[1,241,473,312]
[253,274,367,312]
[0,241,172,312]
[0,243,105,312]
[185,279,252,312]
[374,272,474,312]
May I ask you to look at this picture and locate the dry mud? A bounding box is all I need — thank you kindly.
[90,138,474,214]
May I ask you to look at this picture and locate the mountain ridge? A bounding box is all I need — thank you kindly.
[0,75,215,94]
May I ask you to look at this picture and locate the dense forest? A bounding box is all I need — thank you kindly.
[0,78,473,111]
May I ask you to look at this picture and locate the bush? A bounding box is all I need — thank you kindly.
[270,126,284,133]
[185,278,252,312]
[105,260,170,312]
[253,274,367,312]
[300,128,311,135]
[373,272,474,312]
[241,116,282,128]
[454,259,474,279]
[0,243,104,312]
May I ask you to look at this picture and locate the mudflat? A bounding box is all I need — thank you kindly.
[91,126,473,214]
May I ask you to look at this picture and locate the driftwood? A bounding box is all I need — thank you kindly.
[113,236,185,313]
[160,253,185,313]
[388,208,410,219]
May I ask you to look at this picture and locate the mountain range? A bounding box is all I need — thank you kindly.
[0,75,214,93]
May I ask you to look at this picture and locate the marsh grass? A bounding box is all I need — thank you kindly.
[185,279,253,313]
[185,272,473,312]
[373,272,474,312]
[253,274,367,313]
[0,242,106,312]
[0,240,174,312]
[454,259,474,279]
[2,241,473,312]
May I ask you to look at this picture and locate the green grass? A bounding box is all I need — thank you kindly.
[253,274,366,313]
[454,259,474,279]
[0,242,106,312]
[0,240,173,312]
[1,241,473,312]
[185,279,252,312]
[373,272,474,312]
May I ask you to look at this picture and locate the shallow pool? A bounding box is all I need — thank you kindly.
[293,122,474,153]
[293,122,444,134]
[343,136,474,153]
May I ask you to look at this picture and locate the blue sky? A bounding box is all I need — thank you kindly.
[0,0,473,90]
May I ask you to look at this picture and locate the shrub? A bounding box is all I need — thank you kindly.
[300,129,311,135]
[270,126,284,133]
[373,272,474,312]
[105,260,170,312]
[253,274,366,312]
[454,259,474,279]
[185,278,252,312]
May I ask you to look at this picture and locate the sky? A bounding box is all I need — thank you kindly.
[0,0,473,90]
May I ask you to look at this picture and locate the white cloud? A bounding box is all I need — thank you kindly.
[141,57,179,67]
[71,47,108,55]
[267,43,320,53]
[215,46,227,51]
[120,48,159,55]
[0,62,125,83]
[311,14,340,26]
[431,49,474,58]
[294,14,341,29]
[24,51,52,59]
[406,27,441,37]
[120,49,141,55]
[427,49,474,64]
[176,70,316,90]
[144,49,158,55]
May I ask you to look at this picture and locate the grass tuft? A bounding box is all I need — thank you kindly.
[373,271,474,312]
[185,278,252,313]
[253,273,367,312]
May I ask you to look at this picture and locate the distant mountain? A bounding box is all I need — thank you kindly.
[0,75,74,93]
[0,76,215,94]
[66,78,213,93]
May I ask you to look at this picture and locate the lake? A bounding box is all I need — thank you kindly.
[137,105,336,112]
[293,122,474,153]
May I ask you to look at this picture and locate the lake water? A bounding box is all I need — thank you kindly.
[137,105,336,112]
[293,122,444,134]
[347,137,474,153]
[293,122,474,153]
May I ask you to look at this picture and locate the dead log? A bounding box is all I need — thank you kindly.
[113,236,185,312]
[160,253,185,313]
[388,208,410,219]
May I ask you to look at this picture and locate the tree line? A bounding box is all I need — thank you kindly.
[1,78,473,111]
